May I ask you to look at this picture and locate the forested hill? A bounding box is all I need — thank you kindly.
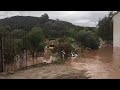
[0,13,95,38]
[0,16,45,31]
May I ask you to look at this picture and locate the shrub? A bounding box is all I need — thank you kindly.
[52,37,74,60]
[76,31,100,50]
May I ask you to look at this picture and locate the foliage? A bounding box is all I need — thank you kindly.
[0,13,101,66]
[40,13,49,23]
[3,35,20,64]
[76,31,100,50]
[68,28,78,39]
[26,27,45,58]
[42,20,73,38]
[0,25,11,34]
[97,11,118,41]
[0,14,96,39]
[52,37,74,60]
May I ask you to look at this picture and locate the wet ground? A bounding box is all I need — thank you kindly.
[0,64,88,79]
[70,46,120,79]
[1,46,120,79]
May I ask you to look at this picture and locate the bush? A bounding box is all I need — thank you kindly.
[3,38,19,64]
[52,37,74,60]
[76,31,100,50]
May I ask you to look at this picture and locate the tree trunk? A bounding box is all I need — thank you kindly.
[32,52,34,65]
[20,54,23,69]
[36,53,37,60]
[26,50,27,69]
[5,64,8,73]
[13,59,15,72]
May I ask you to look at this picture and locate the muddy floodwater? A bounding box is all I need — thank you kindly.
[70,46,120,79]
[1,45,120,79]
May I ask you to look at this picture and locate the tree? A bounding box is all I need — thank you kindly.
[26,27,45,63]
[68,28,77,39]
[0,25,11,34]
[76,31,100,50]
[97,11,118,42]
[40,13,49,23]
[3,34,20,73]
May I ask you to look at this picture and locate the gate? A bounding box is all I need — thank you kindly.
[0,31,45,73]
[0,32,27,72]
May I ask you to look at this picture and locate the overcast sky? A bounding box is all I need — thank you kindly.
[0,11,110,27]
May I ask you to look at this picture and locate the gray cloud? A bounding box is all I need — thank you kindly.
[0,11,110,27]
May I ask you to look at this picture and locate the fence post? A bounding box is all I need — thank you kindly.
[25,31,27,69]
[0,33,4,72]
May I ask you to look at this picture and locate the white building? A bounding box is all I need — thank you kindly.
[113,12,120,65]
[113,12,120,48]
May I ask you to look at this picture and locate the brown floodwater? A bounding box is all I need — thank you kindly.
[70,46,120,79]
[1,46,120,79]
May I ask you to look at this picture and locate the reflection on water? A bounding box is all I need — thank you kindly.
[80,45,120,65]
[113,47,120,66]
[81,46,114,63]
[70,46,120,79]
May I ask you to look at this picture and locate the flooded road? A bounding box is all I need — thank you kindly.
[1,46,120,79]
[70,46,120,79]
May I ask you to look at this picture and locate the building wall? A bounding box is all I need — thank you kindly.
[113,12,120,47]
[113,47,120,65]
[113,13,120,64]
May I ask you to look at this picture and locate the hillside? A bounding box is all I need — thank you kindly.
[0,13,96,38]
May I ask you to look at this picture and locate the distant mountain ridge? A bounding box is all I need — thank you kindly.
[0,14,96,38]
[0,15,95,30]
